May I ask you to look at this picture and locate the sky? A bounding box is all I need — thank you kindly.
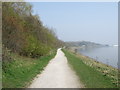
[30,2,118,45]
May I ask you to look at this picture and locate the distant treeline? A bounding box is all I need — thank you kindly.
[2,2,64,61]
[65,41,109,48]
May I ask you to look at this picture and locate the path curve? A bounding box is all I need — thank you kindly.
[29,48,83,88]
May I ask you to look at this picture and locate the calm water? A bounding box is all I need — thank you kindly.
[78,46,118,68]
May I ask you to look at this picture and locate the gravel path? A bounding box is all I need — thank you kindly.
[29,48,83,88]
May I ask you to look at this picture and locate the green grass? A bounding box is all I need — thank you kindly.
[2,50,56,88]
[0,61,2,89]
[62,49,117,88]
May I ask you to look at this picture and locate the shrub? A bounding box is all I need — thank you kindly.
[22,35,51,58]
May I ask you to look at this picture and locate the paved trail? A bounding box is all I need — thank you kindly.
[29,48,83,88]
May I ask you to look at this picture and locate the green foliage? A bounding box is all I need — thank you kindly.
[22,35,51,57]
[2,2,64,59]
[62,49,117,88]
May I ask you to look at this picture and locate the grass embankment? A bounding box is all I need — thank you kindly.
[0,61,1,89]
[2,50,56,88]
[62,49,118,88]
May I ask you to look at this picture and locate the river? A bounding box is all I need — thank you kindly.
[78,46,118,68]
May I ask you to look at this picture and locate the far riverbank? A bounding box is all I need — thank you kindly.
[78,46,118,68]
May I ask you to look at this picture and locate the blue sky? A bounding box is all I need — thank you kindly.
[30,2,118,45]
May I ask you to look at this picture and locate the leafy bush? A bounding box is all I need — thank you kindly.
[22,35,51,58]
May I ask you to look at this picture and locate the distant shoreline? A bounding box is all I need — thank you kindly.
[67,47,118,70]
[67,46,118,69]
[78,51,117,69]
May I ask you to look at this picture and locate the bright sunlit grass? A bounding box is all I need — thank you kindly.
[2,51,56,88]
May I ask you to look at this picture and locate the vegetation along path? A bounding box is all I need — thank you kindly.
[29,48,83,88]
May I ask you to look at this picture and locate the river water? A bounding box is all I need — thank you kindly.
[78,46,118,68]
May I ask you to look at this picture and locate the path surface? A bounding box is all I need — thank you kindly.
[29,48,83,88]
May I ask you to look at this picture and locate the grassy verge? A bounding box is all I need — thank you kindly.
[0,61,1,89]
[2,50,56,88]
[62,49,117,88]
